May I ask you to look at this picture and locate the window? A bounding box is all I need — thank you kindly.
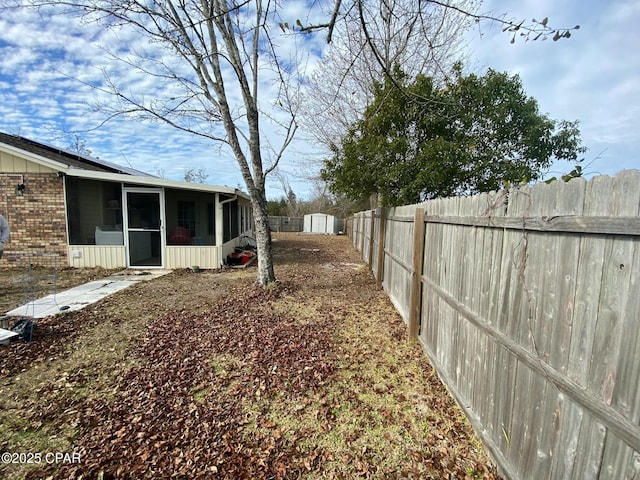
[177,201,196,238]
[165,189,216,246]
[66,178,123,245]
[207,202,215,235]
[223,199,239,242]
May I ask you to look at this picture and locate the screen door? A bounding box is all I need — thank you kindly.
[124,190,163,267]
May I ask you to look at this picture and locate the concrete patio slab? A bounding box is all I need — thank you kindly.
[4,270,172,319]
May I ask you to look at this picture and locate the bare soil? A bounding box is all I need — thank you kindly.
[0,233,502,479]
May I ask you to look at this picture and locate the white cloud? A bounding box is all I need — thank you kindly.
[4,1,635,201]
[0,3,325,198]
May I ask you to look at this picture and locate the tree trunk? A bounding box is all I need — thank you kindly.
[252,193,276,286]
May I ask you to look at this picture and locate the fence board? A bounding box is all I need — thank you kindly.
[383,205,418,323]
[437,199,455,379]
[408,208,425,341]
[376,208,386,288]
[614,242,640,421]
[573,415,607,479]
[368,209,376,268]
[600,435,640,480]
[610,174,640,424]
[479,192,507,444]
[418,214,640,235]
[533,180,583,372]
[567,176,611,393]
[268,216,303,232]
[550,397,584,479]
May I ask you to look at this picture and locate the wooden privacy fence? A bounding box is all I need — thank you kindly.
[268,216,303,232]
[347,170,640,480]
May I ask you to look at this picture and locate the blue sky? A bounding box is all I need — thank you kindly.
[0,0,638,200]
[466,0,640,179]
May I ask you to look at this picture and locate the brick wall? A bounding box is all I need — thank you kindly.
[0,173,67,268]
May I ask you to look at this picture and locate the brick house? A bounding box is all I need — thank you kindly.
[0,132,253,269]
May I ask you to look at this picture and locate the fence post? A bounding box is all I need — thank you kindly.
[408,207,425,342]
[359,212,366,255]
[368,209,376,268]
[376,208,386,290]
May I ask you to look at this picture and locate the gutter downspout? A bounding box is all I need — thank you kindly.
[219,194,237,205]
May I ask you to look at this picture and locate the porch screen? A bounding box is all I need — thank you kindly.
[164,188,216,246]
[223,200,239,243]
[66,178,123,245]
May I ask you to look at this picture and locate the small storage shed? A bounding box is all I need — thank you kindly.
[303,213,338,234]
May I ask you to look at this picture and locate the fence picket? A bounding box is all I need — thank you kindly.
[376,208,386,289]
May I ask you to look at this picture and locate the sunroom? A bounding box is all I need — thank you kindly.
[64,171,253,270]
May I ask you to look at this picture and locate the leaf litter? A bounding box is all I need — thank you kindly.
[0,233,502,479]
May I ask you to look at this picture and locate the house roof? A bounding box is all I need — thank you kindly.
[0,132,151,175]
[67,168,247,198]
[0,131,250,200]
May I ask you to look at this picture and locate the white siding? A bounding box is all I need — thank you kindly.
[67,246,126,268]
[165,246,222,269]
[0,151,56,173]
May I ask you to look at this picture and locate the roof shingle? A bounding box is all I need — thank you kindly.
[0,132,154,177]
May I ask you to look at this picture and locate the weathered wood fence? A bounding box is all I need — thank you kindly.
[347,170,640,479]
[268,216,303,232]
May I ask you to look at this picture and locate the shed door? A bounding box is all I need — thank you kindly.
[124,189,164,268]
[311,215,327,233]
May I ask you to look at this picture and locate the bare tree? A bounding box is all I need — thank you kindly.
[300,178,369,218]
[297,0,579,151]
[68,133,93,156]
[17,0,302,285]
[273,169,300,217]
[184,167,209,184]
[300,0,478,149]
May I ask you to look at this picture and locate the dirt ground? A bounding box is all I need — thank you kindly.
[0,233,502,479]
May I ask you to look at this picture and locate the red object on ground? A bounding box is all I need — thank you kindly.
[229,251,255,265]
[169,227,191,245]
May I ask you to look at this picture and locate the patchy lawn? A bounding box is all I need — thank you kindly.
[0,234,502,479]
